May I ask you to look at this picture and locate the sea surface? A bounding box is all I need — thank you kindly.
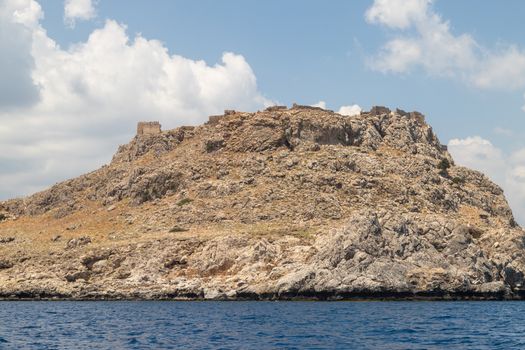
[0,301,524,349]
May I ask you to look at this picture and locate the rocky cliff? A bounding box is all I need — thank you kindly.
[0,105,524,300]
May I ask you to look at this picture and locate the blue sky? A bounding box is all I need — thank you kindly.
[2,0,525,222]
[37,0,525,143]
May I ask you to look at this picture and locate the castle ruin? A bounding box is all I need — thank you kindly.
[137,121,161,136]
[207,110,238,125]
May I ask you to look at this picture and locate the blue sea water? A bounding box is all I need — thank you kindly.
[0,301,524,349]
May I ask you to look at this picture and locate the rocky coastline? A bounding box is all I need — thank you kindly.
[1,105,524,300]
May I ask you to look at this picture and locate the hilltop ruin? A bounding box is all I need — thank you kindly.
[137,121,161,136]
[0,104,523,300]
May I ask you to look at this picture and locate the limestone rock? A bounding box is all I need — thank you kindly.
[0,105,523,300]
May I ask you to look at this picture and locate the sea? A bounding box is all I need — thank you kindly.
[0,301,523,349]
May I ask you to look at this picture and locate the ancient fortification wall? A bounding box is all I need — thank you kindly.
[137,122,161,136]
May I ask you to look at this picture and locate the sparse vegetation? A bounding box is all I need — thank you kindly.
[176,198,193,207]
[0,236,15,244]
[0,259,13,270]
[0,213,6,222]
[290,228,317,239]
[438,158,451,171]
[437,158,451,176]
[204,139,224,153]
[1,105,522,300]
[452,176,466,185]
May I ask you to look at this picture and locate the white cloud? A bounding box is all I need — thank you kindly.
[311,101,327,109]
[0,0,41,109]
[448,136,525,225]
[366,0,477,77]
[510,166,525,184]
[448,137,506,182]
[370,38,422,74]
[366,0,525,91]
[472,47,525,90]
[64,0,96,27]
[311,101,362,116]
[365,0,431,29]
[493,127,514,137]
[0,0,271,200]
[338,104,361,116]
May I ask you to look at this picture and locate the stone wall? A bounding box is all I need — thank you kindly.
[137,122,161,136]
[207,115,224,125]
[369,106,391,116]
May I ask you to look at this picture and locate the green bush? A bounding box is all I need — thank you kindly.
[0,213,7,222]
[452,176,465,185]
[438,158,451,171]
[176,198,193,207]
[169,226,188,233]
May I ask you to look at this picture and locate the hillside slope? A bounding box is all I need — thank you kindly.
[0,104,524,300]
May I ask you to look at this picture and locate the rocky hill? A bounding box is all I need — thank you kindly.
[0,104,524,300]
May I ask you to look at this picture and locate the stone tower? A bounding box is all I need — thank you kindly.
[137,121,161,136]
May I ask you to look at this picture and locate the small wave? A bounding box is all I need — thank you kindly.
[0,301,524,349]
[127,337,140,345]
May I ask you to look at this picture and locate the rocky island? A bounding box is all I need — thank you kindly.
[0,104,524,300]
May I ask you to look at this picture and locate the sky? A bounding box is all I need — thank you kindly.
[2,0,525,222]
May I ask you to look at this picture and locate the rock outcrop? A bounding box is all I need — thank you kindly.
[0,105,524,300]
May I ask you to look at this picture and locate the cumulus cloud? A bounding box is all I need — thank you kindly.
[0,0,271,200]
[366,0,525,91]
[338,104,362,116]
[472,47,525,90]
[311,101,362,116]
[0,0,41,109]
[448,137,506,183]
[311,101,327,109]
[448,136,525,225]
[366,0,477,77]
[365,0,431,29]
[64,0,96,27]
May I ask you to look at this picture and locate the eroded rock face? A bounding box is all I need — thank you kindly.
[1,209,523,300]
[0,106,524,300]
